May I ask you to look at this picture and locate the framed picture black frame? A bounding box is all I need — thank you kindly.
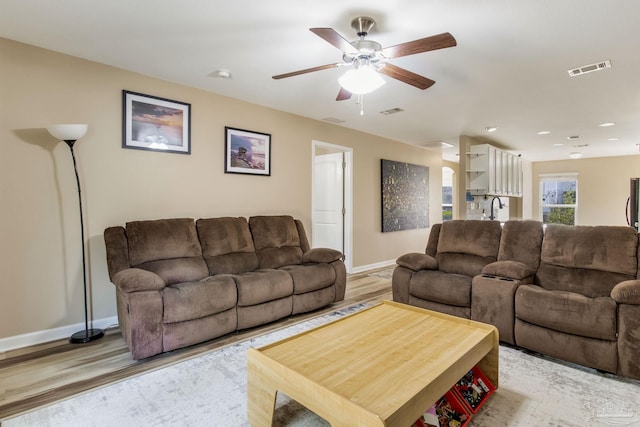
[224,126,271,176]
[122,90,191,154]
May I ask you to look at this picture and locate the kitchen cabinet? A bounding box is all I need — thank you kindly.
[466,144,522,197]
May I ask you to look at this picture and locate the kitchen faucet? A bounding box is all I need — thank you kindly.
[489,196,503,220]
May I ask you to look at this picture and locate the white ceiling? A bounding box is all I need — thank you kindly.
[2,0,640,162]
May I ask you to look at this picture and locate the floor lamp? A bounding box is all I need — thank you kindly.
[47,124,104,344]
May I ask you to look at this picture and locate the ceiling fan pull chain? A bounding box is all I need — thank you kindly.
[358,94,364,115]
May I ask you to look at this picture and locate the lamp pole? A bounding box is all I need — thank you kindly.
[47,125,104,344]
[65,139,104,343]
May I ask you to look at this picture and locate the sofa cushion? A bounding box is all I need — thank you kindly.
[125,218,208,284]
[135,258,209,286]
[482,260,535,280]
[437,220,502,258]
[196,217,259,274]
[396,253,438,271]
[162,274,237,323]
[126,218,202,265]
[249,216,304,268]
[409,270,471,307]
[437,253,495,277]
[612,280,640,304]
[281,264,336,294]
[541,225,638,275]
[498,220,544,269]
[302,248,342,264]
[536,225,638,297]
[515,284,617,341]
[235,269,293,306]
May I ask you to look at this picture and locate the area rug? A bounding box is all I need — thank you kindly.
[4,303,640,427]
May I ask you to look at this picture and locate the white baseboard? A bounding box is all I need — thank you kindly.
[351,259,396,274]
[0,316,118,353]
[1,262,395,352]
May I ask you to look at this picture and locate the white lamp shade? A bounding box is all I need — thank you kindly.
[47,124,88,141]
[338,66,385,95]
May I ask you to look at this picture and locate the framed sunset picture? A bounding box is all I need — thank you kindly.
[122,90,191,154]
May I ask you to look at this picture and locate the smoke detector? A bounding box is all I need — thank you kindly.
[568,60,611,77]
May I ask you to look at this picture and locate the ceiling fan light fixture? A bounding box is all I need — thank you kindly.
[338,65,385,95]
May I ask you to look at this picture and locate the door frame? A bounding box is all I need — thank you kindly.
[311,140,353,273]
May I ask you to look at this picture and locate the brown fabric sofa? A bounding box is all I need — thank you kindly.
[104,215,346,359]
[393,220,640,380]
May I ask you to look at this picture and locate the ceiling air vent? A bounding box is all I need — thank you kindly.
[380,108,404,115]
[322,117,346,124]
[568,60,611,77]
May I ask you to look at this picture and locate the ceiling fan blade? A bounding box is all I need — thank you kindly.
[310,28,359,54]
[382,32,457,59]
[336,87,352,101]
[378,64,435,90]
[272,63,342,80]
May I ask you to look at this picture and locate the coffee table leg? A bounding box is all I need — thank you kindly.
[247,354,277,426]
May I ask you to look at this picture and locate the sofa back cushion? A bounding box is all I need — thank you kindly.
[249,215,303,269]
[536,224,638,297]
[125,218,208,285]
[425,223,442,257]
[196,217,259,274]
[498,220,544,269]
[436,220,501,276]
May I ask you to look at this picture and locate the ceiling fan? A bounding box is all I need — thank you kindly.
[273,16,457,101]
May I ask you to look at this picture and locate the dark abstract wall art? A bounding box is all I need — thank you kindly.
[381,159,429,232]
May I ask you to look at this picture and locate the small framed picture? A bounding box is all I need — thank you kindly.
[122,90,191,154]
[224,127,271,176]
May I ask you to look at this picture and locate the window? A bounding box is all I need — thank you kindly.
[442,167,454,221]
[539,173,578,225]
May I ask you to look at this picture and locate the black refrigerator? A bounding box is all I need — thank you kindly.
[628,178,640,230]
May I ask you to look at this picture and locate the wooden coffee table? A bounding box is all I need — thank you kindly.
[247,301,499,426]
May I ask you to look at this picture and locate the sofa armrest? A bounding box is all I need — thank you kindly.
[396,253,438,271]
[612,280,640,304]
[112,268,167,293]
[302,248,343,263]
[482,260,535,280]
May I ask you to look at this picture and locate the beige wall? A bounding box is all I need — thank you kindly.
[0,38,442,341]
[532,156,640,225]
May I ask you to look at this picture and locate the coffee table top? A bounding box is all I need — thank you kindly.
[253,300,498,426]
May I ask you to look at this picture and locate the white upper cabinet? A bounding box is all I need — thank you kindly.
[466,144,522,197]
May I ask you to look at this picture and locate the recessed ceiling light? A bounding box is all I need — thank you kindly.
[441,141,454,148]
[537,131,551,135]
[599,122,616,127]
[485,126,498,132]
[553,143,564,147]
[608,137,620,141]
[569,152,582,159]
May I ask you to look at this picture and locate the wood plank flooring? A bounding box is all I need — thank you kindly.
[0,268,393,421]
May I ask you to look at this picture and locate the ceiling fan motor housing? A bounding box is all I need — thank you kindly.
[351,16,376,37]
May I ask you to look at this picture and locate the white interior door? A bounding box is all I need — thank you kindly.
[313,152,344,253]
[312,141,352,272]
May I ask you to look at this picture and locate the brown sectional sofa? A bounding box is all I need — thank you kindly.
[392,219,640,380]
[104,215,346,359]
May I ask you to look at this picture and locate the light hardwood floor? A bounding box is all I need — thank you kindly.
[0,268,393,421]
